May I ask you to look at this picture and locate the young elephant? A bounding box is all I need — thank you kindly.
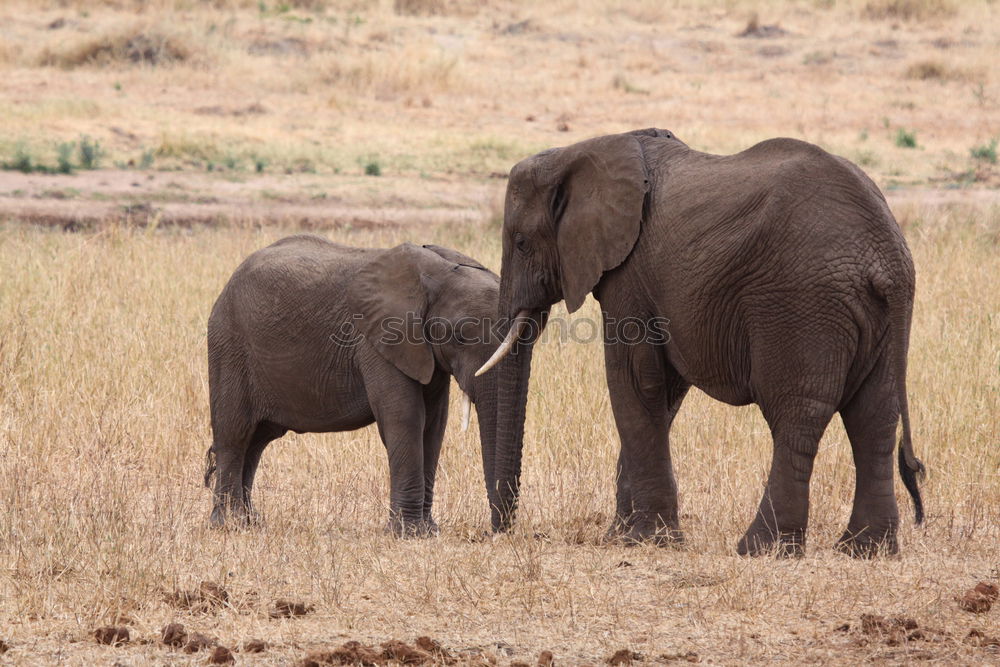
[204,235,500,535]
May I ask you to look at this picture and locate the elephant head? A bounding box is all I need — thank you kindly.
[348,243,501,505]
[477,129,677,531]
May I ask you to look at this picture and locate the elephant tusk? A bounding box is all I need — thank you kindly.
[475,310,531,377]
[460,391,472,432]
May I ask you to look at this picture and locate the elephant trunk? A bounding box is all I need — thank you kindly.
[491,308,545,532]
[471,370,499,514]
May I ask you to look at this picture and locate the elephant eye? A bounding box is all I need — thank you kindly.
[514,232,529,254]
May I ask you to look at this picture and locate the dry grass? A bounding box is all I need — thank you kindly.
[0,0,999,663]
[0,201,999,664]
[36,22,197,69]
[862,0,956,21]
[0,1,996,180]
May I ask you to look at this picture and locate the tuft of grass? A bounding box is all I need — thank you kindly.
[7,144,39,173]
[393,0,447,16]
[314,46,460,98]
[612,73,649,95]
[78,136,103,169]
[970,139,998,164]
[895,128,918,148]
[905,60,966,81]
[364,159,382,176]
[37,24,195,69]
[862,0,955,20]
[56,142,75,174]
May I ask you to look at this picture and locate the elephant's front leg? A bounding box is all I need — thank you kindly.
[419,372,450,534]
[604,338,689,546]
[370,384,431,537]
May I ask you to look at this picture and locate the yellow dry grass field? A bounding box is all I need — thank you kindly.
[1,0,999,665]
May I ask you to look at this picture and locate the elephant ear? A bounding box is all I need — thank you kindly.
[550,134,649,313]
[347,243,441,385]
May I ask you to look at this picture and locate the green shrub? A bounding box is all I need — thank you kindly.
[895,128,917,149]
[970,139,998,164]
[78,136,103,169]
[57,142,75,174]
[364,159,381,176]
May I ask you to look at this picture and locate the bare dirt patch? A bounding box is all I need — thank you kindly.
[0,170,495,230]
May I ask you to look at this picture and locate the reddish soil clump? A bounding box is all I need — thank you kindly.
[270,599,315,618]
[414,636,446,657]
[607,649,642,665]
[381,639,433,664]
[93,626,130,645]
[537,650,554,666]
[855,615,952,646]
[966,629,1000,647]
[161,623,188,647]
[657,652,700,662]
[297,638,466,666]
[241,638,268,652]
[0,639,10,654]
[208,645,236,664]
[183,631,217,653]
[958,581,999,613]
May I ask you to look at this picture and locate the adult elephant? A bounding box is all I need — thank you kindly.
[477,128,924,557]
[205,235,500,536]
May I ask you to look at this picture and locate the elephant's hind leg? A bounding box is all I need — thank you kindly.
[209,420,254,528]
[835,357,901,558]
[240,421,287,525]
[737,395,837,558]
[207,362,256,528]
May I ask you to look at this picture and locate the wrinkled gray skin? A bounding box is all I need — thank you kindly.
[488,128,924,558]
[205,235,500,535]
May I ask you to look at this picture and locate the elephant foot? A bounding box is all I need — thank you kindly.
[736,528,805,558]
[209,499,259,530]
[385,516,438,539]
[603,518,685,548]
[834,528,898,559]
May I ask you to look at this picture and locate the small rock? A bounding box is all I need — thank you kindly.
[241,639,268,653]
[208,645,235,664]
[557,122,570,132]
[537,650,554,666]
[0,639,9,654]
[94,626,130,645]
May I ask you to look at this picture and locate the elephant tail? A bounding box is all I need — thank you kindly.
[881,269,925,525]
[203,447,217,488]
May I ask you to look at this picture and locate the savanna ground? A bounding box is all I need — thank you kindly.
[0,0,998,664]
